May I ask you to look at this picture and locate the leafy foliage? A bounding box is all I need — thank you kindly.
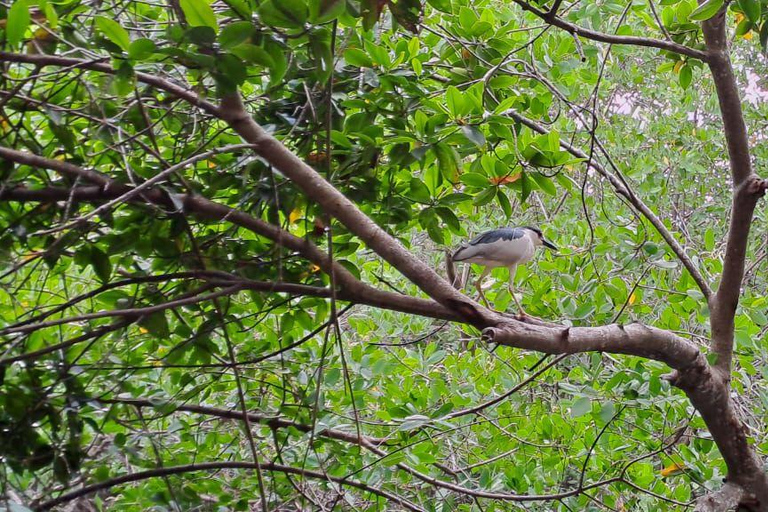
[1,0,768,509]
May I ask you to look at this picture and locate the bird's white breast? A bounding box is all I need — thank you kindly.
[460,232,536,267]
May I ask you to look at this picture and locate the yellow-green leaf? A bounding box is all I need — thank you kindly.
[7,0,30,47]
[95,16,130,51]
[689,0,724,21]
[180,0,218,32]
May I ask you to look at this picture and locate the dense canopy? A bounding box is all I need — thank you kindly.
[2,0,768,510]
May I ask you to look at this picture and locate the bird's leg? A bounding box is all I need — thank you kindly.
[508,265,526,318]
[474,267,491,308]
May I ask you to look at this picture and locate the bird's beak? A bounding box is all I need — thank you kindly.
[542,238,558,251]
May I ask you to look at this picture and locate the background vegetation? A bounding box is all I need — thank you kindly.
[1,0,768,509]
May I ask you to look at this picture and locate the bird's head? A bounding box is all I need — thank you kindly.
[524,226,558,251]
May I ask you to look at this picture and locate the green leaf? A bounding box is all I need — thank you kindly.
[128,38,156,60]
[399,414,431,431]
[433,142,461,183]
[679,64,692,89]
[473,186,496,206]
[219,21,254,49]
[460,172,489,188]
[531,172,557,196]
[258,0,308,28]
[180,0,219,32]
[519,171,532,203]
[344,48,373,67]
[597,401,617,423]
[90,247,112,283]
[426,0,452,13]
[736,18,753,36]
[461,125,486,148]
[571,397,591,418]
[445,86,464,118]
[310,0,346,23]
[264,41,288,84]
[688,0,724,21]
[497,189,512,219]
[408,178,431,202]
[7,0,31,47]
[230,44,274,67]
[739,0,761,24]
[704,228,715,251]
[95,16,130,51]
[139,311,170,339]
[435,207,461,233]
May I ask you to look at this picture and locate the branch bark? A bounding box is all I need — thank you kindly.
[702,12,767,377]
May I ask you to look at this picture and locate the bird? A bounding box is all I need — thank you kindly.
[452,226,557,316]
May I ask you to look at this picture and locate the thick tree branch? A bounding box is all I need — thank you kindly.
[702,12,766,377]
[484,322,701,371]
[694,482,745,511]
[218,94,491,327]
[510,0,709,61]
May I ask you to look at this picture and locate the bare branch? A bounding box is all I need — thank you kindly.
[34,461,425,512]
[694,482,745,512]
[484,322,701,371]
[0,52,220,117]
[510,0,709,61]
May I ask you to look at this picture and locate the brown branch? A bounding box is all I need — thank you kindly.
[0,52,220,117]
[672,363,768,508]
[510,0,709,61]
[34,461,425,512]
[0,145,461,321]
[217,94,490,327]
[484,322,701,371]
[702,12,767,377]
[97,397,388,447]
[694,482,745,512]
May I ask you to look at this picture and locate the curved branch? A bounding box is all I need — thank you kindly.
[484,322,701,371]
[34,461,425,512]
[510,0,709,61]
[0,52,220,117]
[0,145,460,323]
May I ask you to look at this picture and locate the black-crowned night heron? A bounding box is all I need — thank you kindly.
[452,226,557,315]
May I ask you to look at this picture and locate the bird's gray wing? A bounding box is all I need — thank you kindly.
[452,227,524,261]
[469,227,525,246]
